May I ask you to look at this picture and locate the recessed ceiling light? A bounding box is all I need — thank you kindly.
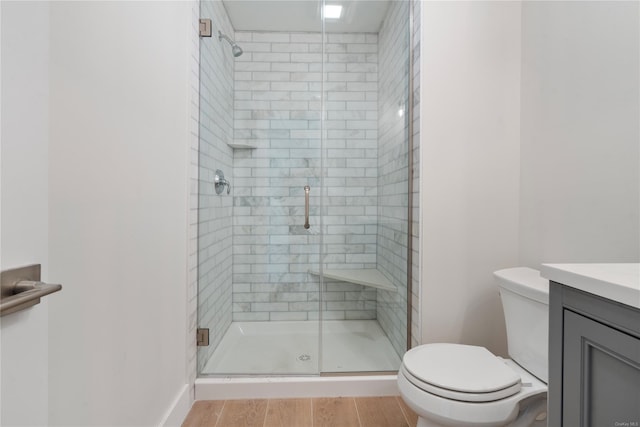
[324,4,343,19]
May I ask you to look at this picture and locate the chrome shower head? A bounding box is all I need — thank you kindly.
[231,44,243,57]
[218,31,243,57]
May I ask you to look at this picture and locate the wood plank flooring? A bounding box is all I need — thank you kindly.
[182,396,418,427]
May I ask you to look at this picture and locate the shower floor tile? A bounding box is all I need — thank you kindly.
[202,320,401,375]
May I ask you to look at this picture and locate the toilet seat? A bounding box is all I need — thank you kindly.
[402,344,521,402]
[398,351,548,427]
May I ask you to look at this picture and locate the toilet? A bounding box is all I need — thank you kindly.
[398,267,549,427]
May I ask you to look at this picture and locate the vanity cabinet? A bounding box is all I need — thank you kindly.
[549,282,640,427]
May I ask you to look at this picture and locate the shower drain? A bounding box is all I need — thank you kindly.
[298,354,311,362]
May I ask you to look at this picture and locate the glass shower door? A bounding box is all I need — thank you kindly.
[196,0,413,377]
[197,0,323,376]
[319,0,412,373]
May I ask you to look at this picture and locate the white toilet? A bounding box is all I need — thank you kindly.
[398,267,549,427]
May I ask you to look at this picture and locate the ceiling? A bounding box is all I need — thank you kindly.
[222,0,391,33]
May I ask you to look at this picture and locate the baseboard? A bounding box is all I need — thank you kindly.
[158,384,192,427]
[195,375,399,400]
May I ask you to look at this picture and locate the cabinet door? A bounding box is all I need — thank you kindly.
[563,310,640,427]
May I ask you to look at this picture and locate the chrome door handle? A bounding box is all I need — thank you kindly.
[1,264,62,317]
[304,185,310,229]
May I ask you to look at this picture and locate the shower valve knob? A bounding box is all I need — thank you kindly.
[214,169,231,195]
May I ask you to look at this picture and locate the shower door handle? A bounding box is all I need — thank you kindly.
[304,185,310,229]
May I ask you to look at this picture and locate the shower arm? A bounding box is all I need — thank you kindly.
[217,30,243,57]
[218,31,234,45]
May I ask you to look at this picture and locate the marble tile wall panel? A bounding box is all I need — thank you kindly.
[232,31,379,320]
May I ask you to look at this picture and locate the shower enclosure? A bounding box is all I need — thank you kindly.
[197,0,414,376]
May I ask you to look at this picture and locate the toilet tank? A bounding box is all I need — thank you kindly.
[494,267,549,383]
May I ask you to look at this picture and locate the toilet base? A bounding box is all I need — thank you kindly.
[417,417,448,427]
[414,394,547,427]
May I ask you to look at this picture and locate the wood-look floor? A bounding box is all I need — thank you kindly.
[182,396,418,427]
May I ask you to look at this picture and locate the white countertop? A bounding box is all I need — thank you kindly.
[540,263,640,309]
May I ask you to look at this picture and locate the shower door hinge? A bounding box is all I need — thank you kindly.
[197,328,209,346]
[199,19,212,37]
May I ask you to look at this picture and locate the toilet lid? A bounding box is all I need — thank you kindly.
[403,343,521,398]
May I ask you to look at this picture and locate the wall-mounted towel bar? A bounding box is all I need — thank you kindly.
[0,264,62,317]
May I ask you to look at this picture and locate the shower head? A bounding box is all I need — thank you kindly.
[231,45,243,57]
[218,31,243,57]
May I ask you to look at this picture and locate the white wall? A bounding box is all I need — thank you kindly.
[419,1,522,356]
[0,2,51,425]
[418,0,639,356]
[519,1,640,267]
[47,1,193,425]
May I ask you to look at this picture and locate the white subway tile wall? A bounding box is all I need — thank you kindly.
[231,31,379,322]
[197,0,235,372]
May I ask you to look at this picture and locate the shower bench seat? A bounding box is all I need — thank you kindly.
[308,268,396,292]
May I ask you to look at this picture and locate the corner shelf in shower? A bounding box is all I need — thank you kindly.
[308,268,396,292]
[226,141,257,149]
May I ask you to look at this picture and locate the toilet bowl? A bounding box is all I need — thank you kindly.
[398,345,547,427]
[398,267,549,427]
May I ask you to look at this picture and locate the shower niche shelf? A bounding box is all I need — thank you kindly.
[226,141,257,149]
[309,268,396,292]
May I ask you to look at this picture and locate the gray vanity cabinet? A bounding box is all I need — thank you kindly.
[549,282,640,427]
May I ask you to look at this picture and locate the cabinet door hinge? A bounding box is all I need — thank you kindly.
[197,328,209,346]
